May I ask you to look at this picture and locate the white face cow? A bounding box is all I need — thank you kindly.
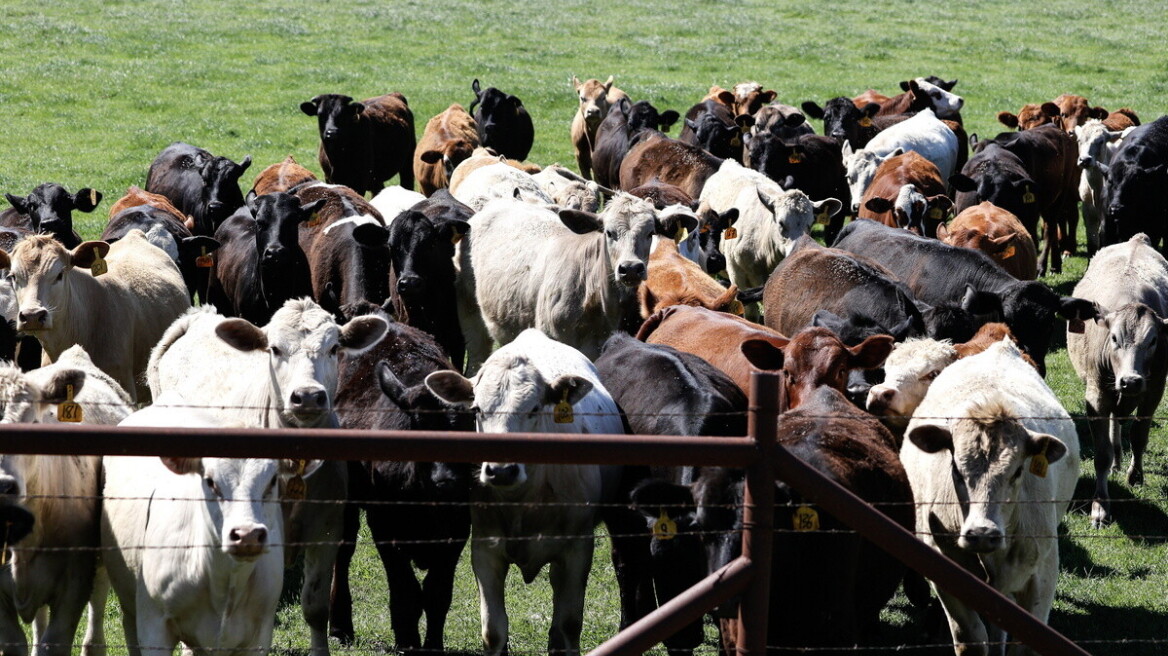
[1,235,108,332]
[1095,303,1168,398]
[867,339,957,427]
[911,78,964,119]
[557,192,670,287]
[843,146,903,214]
[755,187,842,257]
[213,299,388,428]
[1074,119,1126,170]
[159,456,322,560]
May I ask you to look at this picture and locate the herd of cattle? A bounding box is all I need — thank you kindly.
[0,73,1165,656]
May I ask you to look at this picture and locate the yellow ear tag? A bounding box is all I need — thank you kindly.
[653,510,677,540]
[793,505,819,532]
[89,188,98,206]
[195,246,213,268]
[57,384,83,423]
[451,230,463,245]
[1001,245,1016,259]
[674,224,688,242]
[723,226,738,240]
[554,389,574,424]
[788,153,803,164]
[89,251,108,277]
[730,136,742,148]
[1022,189,1036,204]
[1029,443,1049,478]
[816,210,831,225]
[285,459,308,501]
[928,207,943,220]
[308,211,322,228]
[858,117,874,128]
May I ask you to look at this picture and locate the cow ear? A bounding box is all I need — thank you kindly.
[756,189,776,214]
[800,101,825,120]
[73,188,102,213]
[813,198,843,218]
[71,241,111,270]
[862,102,880,118]
[784,112,807,128]
[899,80,912,92]
[0,250,9,270]
[1025,431,1068,465]
[38,367,86,404]
[658,110,680,132]
[847,334,894,369]
[558,209,602,234]
[907,424,952,454]
[840,140,854,159]
[547,374,593,406]
[1090,106,1109,120]
[760,90,778,104]
[907,79,923,95]
[245,190,259,211]
[864,197,894,214]
[720,207,739,227]
[630,479,697,522]
[604,75,615,91]
[216,318,268,352]
[1040,102,1060,118]
[179,236,220,259]
[353,223,388,247]
[929,196,954,213]
[1095,312,1113,329]
[339,314,389,354]
[961,284,1002,317]
[997,112,1020,129]
[1057,296,1102,323]
[658,210,698,238]
[299,198,326,218]
[948,173,977,193]
[425,370,475,407]
[442,219,471,245]
[944,79,958,90]
[936,222,950,241]
[300,98,320,116]
[734,114,755,129]
[471,79,483,96]
[715,90,735,106]
[889,316,916,341]
[740,338,786,372]
[238,155,253,173]
[4,194,28,214]
[419,150,445,164]
[375,360,409,406]
[161,457,203,475]
[571,75,582,91]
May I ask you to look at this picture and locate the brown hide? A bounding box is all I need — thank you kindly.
[619,135,723,200]
[852,89,891,108]
[953,322,1038,369]
[447,148,542,194]
[414,104,480,196]
[251,156,317,196]
[858,151,949,235]
[941,202,1038,280]
[639,238,742,318]
[107,186,188,226]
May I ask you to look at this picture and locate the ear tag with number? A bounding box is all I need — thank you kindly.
[1022,187,1036,204]
[89,188,98,206]
[858,117,874,128]
[285,460,308,501]
[1001,245,1016,260]
[308,211,322,228]
[89,251,107,277]
[816,210,831,225]
[792,505,819,532]
[451,229,463,245]
[195,246,213,268]
[723,226,738,240]
[788,153,803,164]
[1068,318,1086,334]
[1029,443,1049,478]
[554,389,574,424]
[57,385,83,423]
[928,207,943,220]
[653,510,677,540]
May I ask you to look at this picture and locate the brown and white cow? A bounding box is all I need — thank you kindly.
[858,150,952,237]
[415,104,481,196]
[940,202,1038,280]
[108,185,189,228]
[571,76,627,180]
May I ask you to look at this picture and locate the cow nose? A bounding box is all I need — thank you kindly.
[323,128,338,140]
[17,308,47,329]
[617,261,646,283]
[207,200,224,211]
[227,524,269,559]
[397,274,422,295]
[1119,374,1146,396]
[830,130,847,140]
[959,525,1004,553]
[262,245,285,262]
[867,387,895,413]
[481,463,522,487]
[289,388,328,413]
[706,252,727,276]
[585,107,600,119]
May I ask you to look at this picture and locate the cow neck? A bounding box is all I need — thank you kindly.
[36,264,111,361]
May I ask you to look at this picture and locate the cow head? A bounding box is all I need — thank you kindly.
[1101,159,1168,246]
[1093,302,1168,398]
[4,183,100,248]
[213,298,387,428]
[949,152,1041,231]
[999,283,1100,376]
[684,103,754,160]
[683,202,737,275]
[907,402,1067,554]
[997,102,1060,131]
[1073,120,1125,172]
[627,100,680,134]
[198,154,251,232]
[905,78,964,119]
[731,81,778,117]
[754,187,841,257]
[161,456,322,561]
[387,208,469,300]
[867,338,957,427]
[863,184,953,237]
[557,193,668,287]
[248,192,322,302]
[419,138,478,181]
[801,97,880,147]
[0,235,110,333]
[844,146,902,214]
[301,94,364,145]
[0,361,86,425]
[469,79,526,146]
[573,75,616,129]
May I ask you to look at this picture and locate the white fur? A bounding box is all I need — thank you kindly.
[912,78,964,119]
[451,162,553,212]
[1074,119,1127,254]
[843,109,958,212]
[369,187,426,225]
[867,338,957,426]
[322,213,381,235]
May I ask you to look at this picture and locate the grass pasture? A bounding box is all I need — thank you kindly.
[3,0,1168,653]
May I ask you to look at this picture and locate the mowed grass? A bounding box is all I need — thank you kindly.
[3,0,1167,653]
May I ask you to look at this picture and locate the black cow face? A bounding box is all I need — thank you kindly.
[301,94,365,144]
[387,210,468,300]
[469,80,520,143]
[197,156,250,231]
[628,101,680,133]
[801,97,879,147]
[4,183,101,244]
[1102,161,1167,245]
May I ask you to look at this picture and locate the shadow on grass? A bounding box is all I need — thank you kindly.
[1052,597,1168,656]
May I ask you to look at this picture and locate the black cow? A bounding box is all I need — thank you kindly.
[832,219,1099,376]
[468,79,534,161]
[101,205,221,303]
[331,316,474,651]
[950,143,1039,244]
[1097,115,1168,251]
[205,192,322,325]
[746,132,852,243]
[1,183,100,248]
[300,93,416,196]
[801,97,884,150]
[594,332,748,655]
[592,98,681,190]
[678,99,753,162]
[0,226,41,372]
[388,190,472,370]
[145,142,252,237]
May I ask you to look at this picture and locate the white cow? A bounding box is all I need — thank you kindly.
[699,159,840,315]
[369,186,426,226]
[424,329,625,656]
[146,299,387,656]
[902,339,1079,655]
[843,109,959,213]
[457,193,678,373]
[1073,119,1129,256]
[531,165,606,212]
[102,398,323,656]
[866,337,958,430]
[0,345,132,656]
[450,161,553,212]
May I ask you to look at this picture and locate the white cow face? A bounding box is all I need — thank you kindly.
[911,78,964,119]
[0,236,109,333]
[557,193,667,287]
[1095,304,1168,398]
[908,411,1067,554]
[214,299,388,428]
[844,147,901,214]
[867,339,956,426]
[424,355,593,489]
[162,456,321,561]
[1074,120,1125,169]
[755,188,841,257]
[0,362,86,425]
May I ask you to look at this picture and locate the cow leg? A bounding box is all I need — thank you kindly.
[456,283,491,376]
[328,496,362,645]
[472,544,510,656]
[135,598,178,656]
[934,587,990,656]
[1127,390,1160,486]
[547,541,593,656]
[1039,216,1059,276]
[1081,202,1100,258]
[0,595,29,656]
[382,547,424,650]
[300,461,347,656]
[81,565,109,656]
[37,576,94,656]
[1085,397,1114,529]
[603,506,655,628]
[420,547,463,652]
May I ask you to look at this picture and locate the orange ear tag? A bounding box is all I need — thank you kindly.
[57,385,83,423]
[793,505,819,531]
[723,227,738,240]
[554,389,574,424]
[653,510,677,540]
[1022,190,1036,204]
[285,460,309,501]
[1001,245,1016,260]
[89,251,107,277]
[858,117,873,128]
[308,212,322,228]
[195,246,213,268]
[788,153,803,164]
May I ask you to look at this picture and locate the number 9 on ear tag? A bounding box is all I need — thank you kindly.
[57,385,82,423]
[90,251,108,277]
[554,389,574,424]
[653,510,677,540]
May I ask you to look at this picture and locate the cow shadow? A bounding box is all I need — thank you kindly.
[1050,598,1168,656]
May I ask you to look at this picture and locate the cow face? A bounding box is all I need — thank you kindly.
[301,94,364,145]
[907,78,963,119]
[754,188,840,257]
[1094,303,1168,399]
[214,299,387,428]
[801,97,879,147]
[250,192,320,273]
[558,193,663,287]
[198,155,251,232]
[755,327,893,409]
[1101,160,1168,245]
[684,107,752,160]
[864,185,953,237]
[387,210,468,300]
[997,103,1060,131]
[1001,284,1099,377]
[470,80,524,146]
[844,147,901,214]
[628,101,680,134]
[731,82,777,117]
[908,415,1066,553]
[1073,121,1125,171]
[573,75,615,129]
[0,236,109,333]
[0,362,85,425]
[4,183,100,244]
[867,339,957,427]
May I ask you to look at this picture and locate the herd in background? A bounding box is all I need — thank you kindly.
[0,72,1165,656]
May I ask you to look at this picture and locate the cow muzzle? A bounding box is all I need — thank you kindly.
[397,274,423,296]
[1118,374,1146,397]
[616,261,647,286]
[480,462,526,488]
[17,308,49,332]
[865,386,899,416]
[225,523,269,560]
[958,523,1004,554]
[288,387,329,422]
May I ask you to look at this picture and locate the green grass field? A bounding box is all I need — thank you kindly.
[4,0,1168,653]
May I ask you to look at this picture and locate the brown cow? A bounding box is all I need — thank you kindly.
[635,305,892,408]
[414,104,480,196]
[852,89,891,108]
[626,179,694,209]
[954,321,1038,368]
[571,76,626,180]
[108,186,189,227]
[858,151,952,237]
[619,133,724,200]
[249,156,317,196]
[639,238,741,318]
[940,201,1038,280]
[999,95,1140,134]
[706,82,779,118]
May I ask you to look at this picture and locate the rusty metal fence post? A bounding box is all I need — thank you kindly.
[737,372,779,656]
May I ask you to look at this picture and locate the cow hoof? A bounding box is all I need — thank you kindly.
[1090,501,1112,529]
[1127,468,1144,486]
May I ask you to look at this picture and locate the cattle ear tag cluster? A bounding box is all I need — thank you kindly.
[788,152,803,164]
[195,246,213,268]
[653,510,677,540]
[793,505,819,531]
[57,385,83,423]
[286,460,309,501]
[723,226,738,240]
[1067,318,1086,334]
[816,211,831,225]
[553,389,574,424]
[1029,443,1049,478]
[1022,187,1036,204]
[90,251,108,277]
[858,117,873,128]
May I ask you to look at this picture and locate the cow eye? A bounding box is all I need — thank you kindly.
[922,370,940,382]
[54,271,63,283]
[605,230,617,240]
[204,477,221,497]
[270,346,283,357]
